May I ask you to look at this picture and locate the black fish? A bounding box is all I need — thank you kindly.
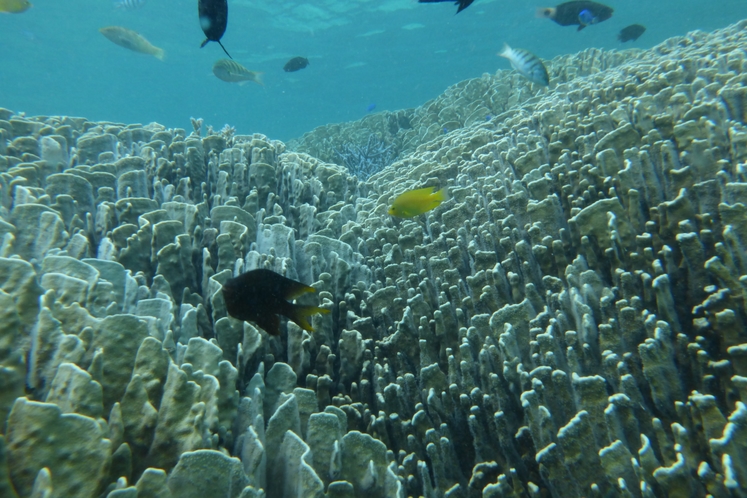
[418,0,474,14]
[618,24,646,42]
[198,0,231,58]
[284,56,309,72]
[222,269,330,336]
[536,1,613,31]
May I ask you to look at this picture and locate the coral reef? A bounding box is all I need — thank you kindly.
[287,46,643,166]
[1,20,747,498]
[333,135,395,180]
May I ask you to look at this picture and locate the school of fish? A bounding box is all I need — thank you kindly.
[5,0,645,90]
[4,0,651,334]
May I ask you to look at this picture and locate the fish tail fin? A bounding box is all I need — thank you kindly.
[424,188,447,212]
[154,48,165,61]
[454,0,473,14]
[289,305,331,331]
[577,24,585,31]
[498,43,511,58]
[200,38,209,48]
[535,7,554,19]
[254,72,264,86]
[218,41,232,59]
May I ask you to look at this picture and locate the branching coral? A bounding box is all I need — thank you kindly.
[333,134,395,180]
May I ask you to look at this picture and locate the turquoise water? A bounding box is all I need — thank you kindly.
[1,0,746,140]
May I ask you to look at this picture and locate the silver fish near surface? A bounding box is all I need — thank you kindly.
[498,44,550,87]
[113,0,145,9]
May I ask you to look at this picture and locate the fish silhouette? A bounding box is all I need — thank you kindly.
[283,56,309,72]
[222,269,330,336]
[618,24,646,42]
[198,0,231,58]
[213,59,263,85]
[536,1,613,31]
[498,44,549,86]
[418,0,474,14]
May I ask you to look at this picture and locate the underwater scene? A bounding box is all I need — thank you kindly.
[3,0,747,497]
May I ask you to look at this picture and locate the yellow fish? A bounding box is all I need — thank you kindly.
[388,187,446,218]
[0,0,31,13]
[100,26,165,60]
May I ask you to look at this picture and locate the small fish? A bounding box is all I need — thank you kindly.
[498,44,549,86]
[113,0,145,10]
[0,0,31,14]
[366,103,377,112]
[19,28,37,41]
[100,26,164,60]
[418,0,474,14]
[388,187,447,218]
[536,1,613,31]
[222,269,330,336]
[199,0,231,58]
[618,24,646,42]
[284,56,309,72]
[213,59,263,85]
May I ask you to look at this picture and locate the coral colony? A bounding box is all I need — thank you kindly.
[333,134,396,180]
[2,21,747,498]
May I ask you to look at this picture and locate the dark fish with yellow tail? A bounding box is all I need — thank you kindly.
[213,59,263,85]
[618,24,646,43]
[536,1,613,31]
[100,26,165,60]
[0,0,31,13]
[388,187,446,218]
[222,269,330,336]
[199,0,231,58]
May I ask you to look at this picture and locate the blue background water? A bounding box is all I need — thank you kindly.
[1,0,745,141]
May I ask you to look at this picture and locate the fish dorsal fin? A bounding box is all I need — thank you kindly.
[251,268,315,300]
[280,279,316,300]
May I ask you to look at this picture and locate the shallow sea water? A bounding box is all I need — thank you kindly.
[0,0,744,139]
